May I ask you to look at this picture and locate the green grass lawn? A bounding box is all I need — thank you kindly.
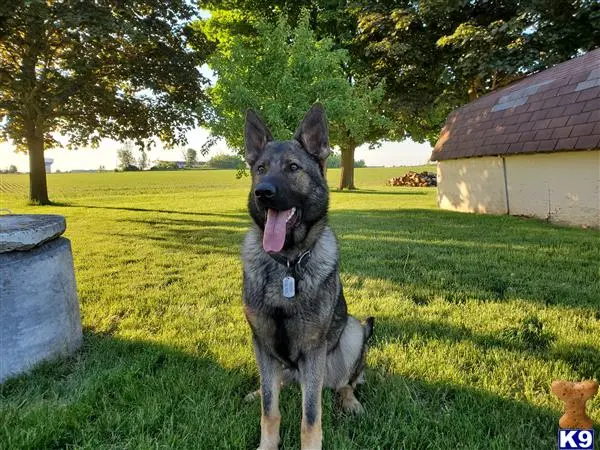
[1,167,599,449]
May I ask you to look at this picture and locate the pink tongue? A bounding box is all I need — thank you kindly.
[263,208,292,253]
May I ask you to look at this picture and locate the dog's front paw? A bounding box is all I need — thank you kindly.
[257,437,279,450]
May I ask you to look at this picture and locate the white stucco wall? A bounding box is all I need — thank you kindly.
[505,150,600,227]
[437,156,508,214]
[437,150,600,228]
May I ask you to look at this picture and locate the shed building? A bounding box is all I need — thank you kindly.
[430,49,600,228]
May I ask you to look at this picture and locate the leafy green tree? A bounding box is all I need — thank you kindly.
[8,164,18,174]
[151,161,180,170]
[203,12,388,189]
[185,148,198,168]
[137,150,149,171]
[326,151,366,168]
[117,144,135,172]
[354,0,600,143]
[202,0,599,146]
[0,0,211,204]
[207,153,243,169]
[197,1,357,60]
[326,152,341,169]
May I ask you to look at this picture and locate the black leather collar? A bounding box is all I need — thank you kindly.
[268,249,311,276]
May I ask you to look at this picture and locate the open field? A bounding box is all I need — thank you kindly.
[1,167,599,449]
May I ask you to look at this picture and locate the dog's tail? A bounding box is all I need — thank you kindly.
[364,317,375,342]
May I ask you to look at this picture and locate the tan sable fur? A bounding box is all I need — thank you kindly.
[259,414,281,450]
[301,421,322,450]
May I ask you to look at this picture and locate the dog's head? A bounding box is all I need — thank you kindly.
[245,104,330,253]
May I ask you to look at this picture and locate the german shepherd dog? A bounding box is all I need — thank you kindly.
[242,104,374,450]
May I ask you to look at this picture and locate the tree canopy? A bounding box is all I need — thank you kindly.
[201,11,388,189]
[201,0,599,146]
[354,0,600,143]
[0,0,212,203]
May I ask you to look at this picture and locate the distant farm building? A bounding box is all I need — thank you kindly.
[44,158,54,173]
[431,49,600,228]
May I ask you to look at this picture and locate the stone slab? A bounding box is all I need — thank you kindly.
[0,214,66,253]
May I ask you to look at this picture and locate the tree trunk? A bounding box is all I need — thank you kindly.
[21,16,49,205]
[339,145,356,190]
[468,77,482,101]
[27,133,50,205]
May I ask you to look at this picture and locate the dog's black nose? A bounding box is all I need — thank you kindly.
[255,182,276,199]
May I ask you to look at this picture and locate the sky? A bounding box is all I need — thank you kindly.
[0,131,433,172]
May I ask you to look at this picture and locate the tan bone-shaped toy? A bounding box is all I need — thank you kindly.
[551,380,598,429]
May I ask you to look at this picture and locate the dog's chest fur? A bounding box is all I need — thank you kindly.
[242,224,346,365]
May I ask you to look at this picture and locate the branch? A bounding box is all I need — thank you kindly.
[0,100,18,112]
[47,78,86,113]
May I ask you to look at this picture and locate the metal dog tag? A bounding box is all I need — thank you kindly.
[282,275,295,299]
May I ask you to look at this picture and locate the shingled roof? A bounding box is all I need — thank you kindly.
[430,48,600,161]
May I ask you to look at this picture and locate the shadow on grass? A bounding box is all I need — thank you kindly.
[331,208,600,309]
[113,215,250,258]
[54,204,251,257]
[50,203,250,258]
[78,204,599,312]
[375,316,600,380]
[0,332,257,449]
[0,331,581,450]
[47,202,599,309]
[57,203,599,308]
[51,202,249,218]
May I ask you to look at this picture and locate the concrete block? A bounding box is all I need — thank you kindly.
[1,237,82,382]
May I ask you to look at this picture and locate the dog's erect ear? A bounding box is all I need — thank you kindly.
[245,109,273,166]
[293,103,330,162]
[364,317,374,342]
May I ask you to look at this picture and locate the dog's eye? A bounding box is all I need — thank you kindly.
[256,165,265,174]
[289,163,300,172]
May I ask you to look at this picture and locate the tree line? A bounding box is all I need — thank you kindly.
[116,146,245,171]
[1,1,597,202]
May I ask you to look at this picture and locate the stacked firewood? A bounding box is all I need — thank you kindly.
[387,171,437,187]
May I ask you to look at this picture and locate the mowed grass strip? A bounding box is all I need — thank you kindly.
[1,167,599,449]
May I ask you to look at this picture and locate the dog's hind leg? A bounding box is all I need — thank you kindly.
[253,340,282,450]
[337,385,364,414]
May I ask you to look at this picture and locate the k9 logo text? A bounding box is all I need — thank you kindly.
[558,429,594,450]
